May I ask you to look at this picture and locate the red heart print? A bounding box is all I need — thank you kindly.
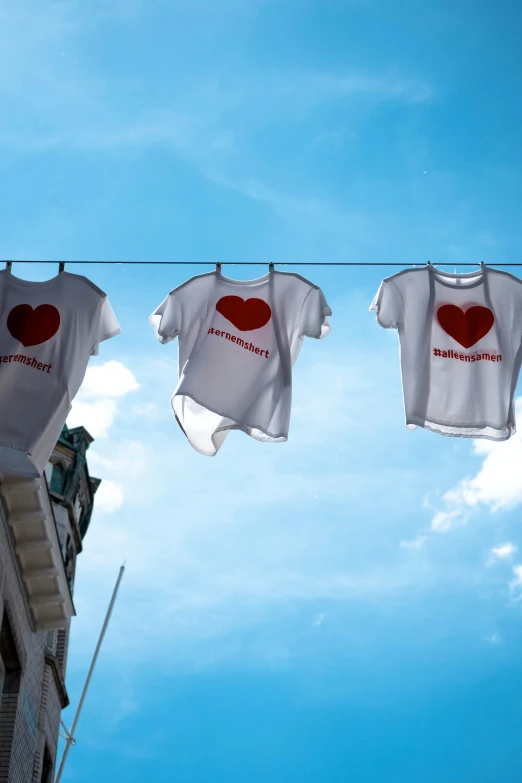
[216,296,271,332]
[437,304,494,349]
[7,304,61,347]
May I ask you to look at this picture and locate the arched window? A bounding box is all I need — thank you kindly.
[50,464,65,495]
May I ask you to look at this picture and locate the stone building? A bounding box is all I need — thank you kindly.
[0,425,99,783]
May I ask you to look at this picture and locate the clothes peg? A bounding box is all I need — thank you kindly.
[5,261,12,274]
[58,261,65,274]
[216,262,222,273]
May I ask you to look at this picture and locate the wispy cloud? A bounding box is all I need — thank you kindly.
[400,535,427,549]
[490,543,517,561]
[0,0,436,263]
[484,632,502,645]
[0,1,432,170]
[431,509,464,533]
[132,402,159,419]
[238,182,374,246]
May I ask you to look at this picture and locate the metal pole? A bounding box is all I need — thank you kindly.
[55,563,125,783]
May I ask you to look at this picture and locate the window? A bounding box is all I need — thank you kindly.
[45,630,56,655]
[50,463,65,495]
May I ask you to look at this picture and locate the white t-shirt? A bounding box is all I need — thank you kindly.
[370,265,522,440]
[150,269,331,455]
[0,270,121,476]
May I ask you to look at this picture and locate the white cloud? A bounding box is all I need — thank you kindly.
[67,363,140,514]
[88,441,150,483]
[68,361,139,437]
[400,535,427,549]
[80,361,140,399]
[94,480,124,513]
[431,399,522,532]
[84,438,155,516]
[447,436,522,511]
[313,613,326,627]
[431,509,464,533]
[490,543,516,560]
[68,399,120,439]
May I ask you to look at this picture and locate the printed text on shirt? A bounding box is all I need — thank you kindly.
[0,354,54,373]
[433,348,502,363]
[207,328,270,358]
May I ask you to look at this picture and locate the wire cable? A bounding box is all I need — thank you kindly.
[2,260,522,268]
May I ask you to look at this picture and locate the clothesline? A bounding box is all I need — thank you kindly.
[3,259,522,267]
[1,256,522,468]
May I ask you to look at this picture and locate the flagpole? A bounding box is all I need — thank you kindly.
[55,563,125,783]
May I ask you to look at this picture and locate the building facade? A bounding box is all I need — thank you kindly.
[0,426,99,783]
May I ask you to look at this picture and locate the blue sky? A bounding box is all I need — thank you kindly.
[2,0,522,780]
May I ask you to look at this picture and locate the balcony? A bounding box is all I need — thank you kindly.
[0,475,75,631]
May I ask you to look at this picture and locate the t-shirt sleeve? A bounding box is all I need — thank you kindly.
[300,285,332,339]
[369,278,403,329]
[90,295,121,356]
[149,291,182,344]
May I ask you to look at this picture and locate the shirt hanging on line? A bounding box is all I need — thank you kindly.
[370,264,522,440]
[0,270,121,476]
[150,269,331,455]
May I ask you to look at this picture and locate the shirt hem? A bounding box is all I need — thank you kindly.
[171,392,288,456]
[406,417,514,441]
